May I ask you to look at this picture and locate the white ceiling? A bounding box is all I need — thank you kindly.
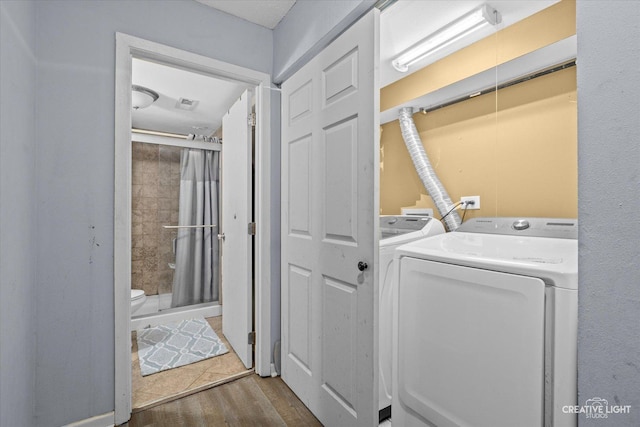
[131,58,250,136]
[195,0,296,29]
[133,1,563,136]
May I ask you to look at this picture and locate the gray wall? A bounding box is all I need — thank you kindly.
[577,2,640,426]
[24,1,271,426]
[0,2,38,426]
[272,0,376,83]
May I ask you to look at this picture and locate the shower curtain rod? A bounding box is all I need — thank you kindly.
[132,128,222,142]
[132,131,222,151]
[162,224,217,229]
[132,128,188,139]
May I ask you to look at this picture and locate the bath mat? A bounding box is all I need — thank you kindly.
[136,317,228,376]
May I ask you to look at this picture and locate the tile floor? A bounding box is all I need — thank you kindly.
[131,316,251,410]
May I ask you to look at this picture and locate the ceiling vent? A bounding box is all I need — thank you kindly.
[175,97,199,111]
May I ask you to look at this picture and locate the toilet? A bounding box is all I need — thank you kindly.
[130,289,146,315]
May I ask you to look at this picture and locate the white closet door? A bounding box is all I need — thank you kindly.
[281,10,380,426]
[221,89,253,369]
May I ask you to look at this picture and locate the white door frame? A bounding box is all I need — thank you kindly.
[114,33,271,425]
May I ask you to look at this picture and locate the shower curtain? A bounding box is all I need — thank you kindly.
[171,148,220,308]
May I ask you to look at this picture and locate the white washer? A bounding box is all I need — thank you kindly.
[378,215,445,420]
[393,217,578,427]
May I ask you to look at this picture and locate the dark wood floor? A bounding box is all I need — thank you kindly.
[122,374,322,426]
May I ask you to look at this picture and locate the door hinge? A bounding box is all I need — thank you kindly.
[248,112,256,127]
[248,222,256,235]
[248,331,256,345]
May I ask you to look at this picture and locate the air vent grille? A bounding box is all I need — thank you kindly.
[175,98,199,111]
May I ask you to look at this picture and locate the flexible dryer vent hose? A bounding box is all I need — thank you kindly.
[398,107,461,231]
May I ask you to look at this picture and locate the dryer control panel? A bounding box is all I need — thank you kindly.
[456,217,578,239]
[380,215,434,239]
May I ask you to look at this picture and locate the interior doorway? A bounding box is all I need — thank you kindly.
[114,33,272,425]
[128,134,251,410]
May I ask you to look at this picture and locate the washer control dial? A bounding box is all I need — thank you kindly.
[512,219,530,230]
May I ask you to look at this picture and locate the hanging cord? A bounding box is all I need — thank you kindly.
[460,202,470,224]
[440,201,465,223]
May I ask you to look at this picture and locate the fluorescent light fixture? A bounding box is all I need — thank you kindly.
[392,4,500,73]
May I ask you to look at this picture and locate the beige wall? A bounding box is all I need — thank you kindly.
[380,0,577,220]
[380,67,577,219]
[381,0,576,111]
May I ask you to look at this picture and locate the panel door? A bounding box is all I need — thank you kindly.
[221,89,253,369]
[281,10,380,427]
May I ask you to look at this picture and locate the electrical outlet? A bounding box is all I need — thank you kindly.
[461,196,480,210]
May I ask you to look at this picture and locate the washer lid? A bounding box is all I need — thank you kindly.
[396,230,578,289]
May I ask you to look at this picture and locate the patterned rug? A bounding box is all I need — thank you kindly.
[136,317,228,376]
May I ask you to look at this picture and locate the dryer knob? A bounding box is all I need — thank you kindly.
[513,219,530,231]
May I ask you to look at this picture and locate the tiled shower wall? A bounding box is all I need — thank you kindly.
[131,142,181,296]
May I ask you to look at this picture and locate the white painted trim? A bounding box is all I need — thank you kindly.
[254,82,272,377]
[114,33,133,426]
[63,412,114,427]
[114,33,272,425]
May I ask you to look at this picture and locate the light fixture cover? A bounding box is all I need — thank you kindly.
[132,85,159,110]
[392,4,500,73]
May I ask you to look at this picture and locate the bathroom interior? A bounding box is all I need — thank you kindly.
[127,0,576,421]
[128,57,254,409]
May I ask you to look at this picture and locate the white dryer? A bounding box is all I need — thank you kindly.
[378,215,445,420]
[393,217,578,427]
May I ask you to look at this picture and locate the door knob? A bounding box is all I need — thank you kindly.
[357,261,368,271]
[218,233,225,241]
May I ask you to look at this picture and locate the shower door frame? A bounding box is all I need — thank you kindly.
[114,33,272,425]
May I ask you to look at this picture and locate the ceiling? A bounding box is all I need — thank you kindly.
[195,0,296,29]
[132,0,562,136]
[131,58,250,136]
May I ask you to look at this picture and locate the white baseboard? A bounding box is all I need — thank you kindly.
[270,363,279,377]
[63,412,114,427]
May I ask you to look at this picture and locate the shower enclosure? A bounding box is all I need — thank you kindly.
[131,138,222,327]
